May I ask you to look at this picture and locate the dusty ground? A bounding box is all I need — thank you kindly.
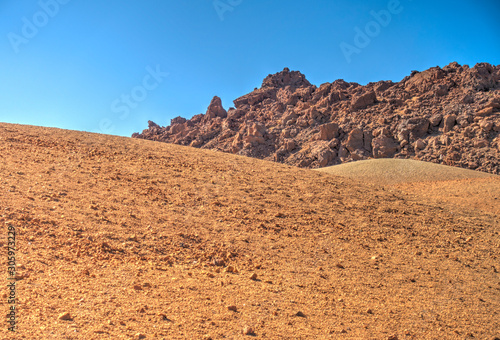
[317,159,500,218]
[0,123,499,339]
[317,159,495,185]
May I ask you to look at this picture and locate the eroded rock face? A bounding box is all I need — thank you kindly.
[205,96,227,119]
[133,62,500,174]
[261,67,311,89]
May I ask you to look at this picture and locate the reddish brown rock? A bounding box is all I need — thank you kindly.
[415,139,426,151]
[429,114,442,127]
[372,136,399,158]
[443,115,457,133]
[317,148,335,167]
[317,123,339,140]
[205,96,227,119]
[133,62,500,174]
[351,91,376,111]
[262,67,311,89]
[346,128,364,152]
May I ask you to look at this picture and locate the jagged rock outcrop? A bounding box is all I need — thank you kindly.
[132,63,500,174]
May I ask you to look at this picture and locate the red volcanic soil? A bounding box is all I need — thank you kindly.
[1,123,499,339]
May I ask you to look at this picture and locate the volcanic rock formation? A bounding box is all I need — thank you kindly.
[133,63,500,174]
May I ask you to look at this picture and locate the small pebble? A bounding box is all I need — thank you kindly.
[242,325,255,335]
[225,266,238,273]
[58,312,72,321]
[250,273,258,280]
[213,259,225,266]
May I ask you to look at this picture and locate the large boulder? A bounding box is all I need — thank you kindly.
[372,136,399,158]
[398,118,430,142]
[317,123,339,140]
[346,128,364,152]
[351,91,376,111]
[443,114,456,132]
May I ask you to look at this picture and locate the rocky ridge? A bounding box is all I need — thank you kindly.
[133,63,500,174]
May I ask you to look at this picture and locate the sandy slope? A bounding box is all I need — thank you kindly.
[316,159,495,185]
[317,159,500,218]
[0,123,499,339]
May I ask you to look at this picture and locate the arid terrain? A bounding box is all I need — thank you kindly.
[1,122,499,339]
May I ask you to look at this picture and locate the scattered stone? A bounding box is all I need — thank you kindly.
[227,305,237,312]
[135,333,146,339]
[242,325,255,336]
[213,259,225,267]
[335,263,345,269]
[475,107,495,117]
[295,311,306,317]
[158,313,170,321]
[225,266,238,273]
[443,115,456,132]
[429,114,443,126]
[415,139,426,150]
[133,284,143,291]
[58,312,72,321]
[250,273,258,280]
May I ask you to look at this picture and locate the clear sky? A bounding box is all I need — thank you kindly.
[1,0,499,137]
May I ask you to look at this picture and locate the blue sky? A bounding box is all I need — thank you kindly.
[1,0,499,137]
